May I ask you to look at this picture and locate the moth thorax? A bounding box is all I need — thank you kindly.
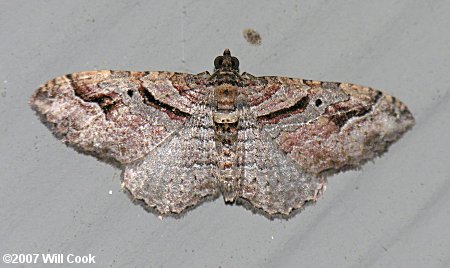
[214,84,238,110]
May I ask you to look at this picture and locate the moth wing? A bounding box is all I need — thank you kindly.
[123,106,219,214]
[30,70,210,165]
[237,109,325,216]
[244,75,415,176]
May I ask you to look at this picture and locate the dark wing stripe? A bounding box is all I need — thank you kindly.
[138,86,191,118]
[257,96,309,122]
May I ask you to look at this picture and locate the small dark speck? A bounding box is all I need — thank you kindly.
[243,28,262,46]
[127,90,134,97]
[315,99,323,107]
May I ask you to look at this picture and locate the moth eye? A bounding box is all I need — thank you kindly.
[315,99,323,107]
[127,90,134,97]
[214,56,224,69]
[231,57,239,69]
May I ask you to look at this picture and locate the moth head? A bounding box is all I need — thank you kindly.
[214,49,240,72]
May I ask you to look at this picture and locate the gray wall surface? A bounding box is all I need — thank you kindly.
[1,1,449,267]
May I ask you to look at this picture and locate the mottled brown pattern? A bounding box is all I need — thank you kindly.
[30,50,414,218]
[275,86,413,176]
[243,28,262,46]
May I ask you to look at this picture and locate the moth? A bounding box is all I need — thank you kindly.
[30,49,414,217]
